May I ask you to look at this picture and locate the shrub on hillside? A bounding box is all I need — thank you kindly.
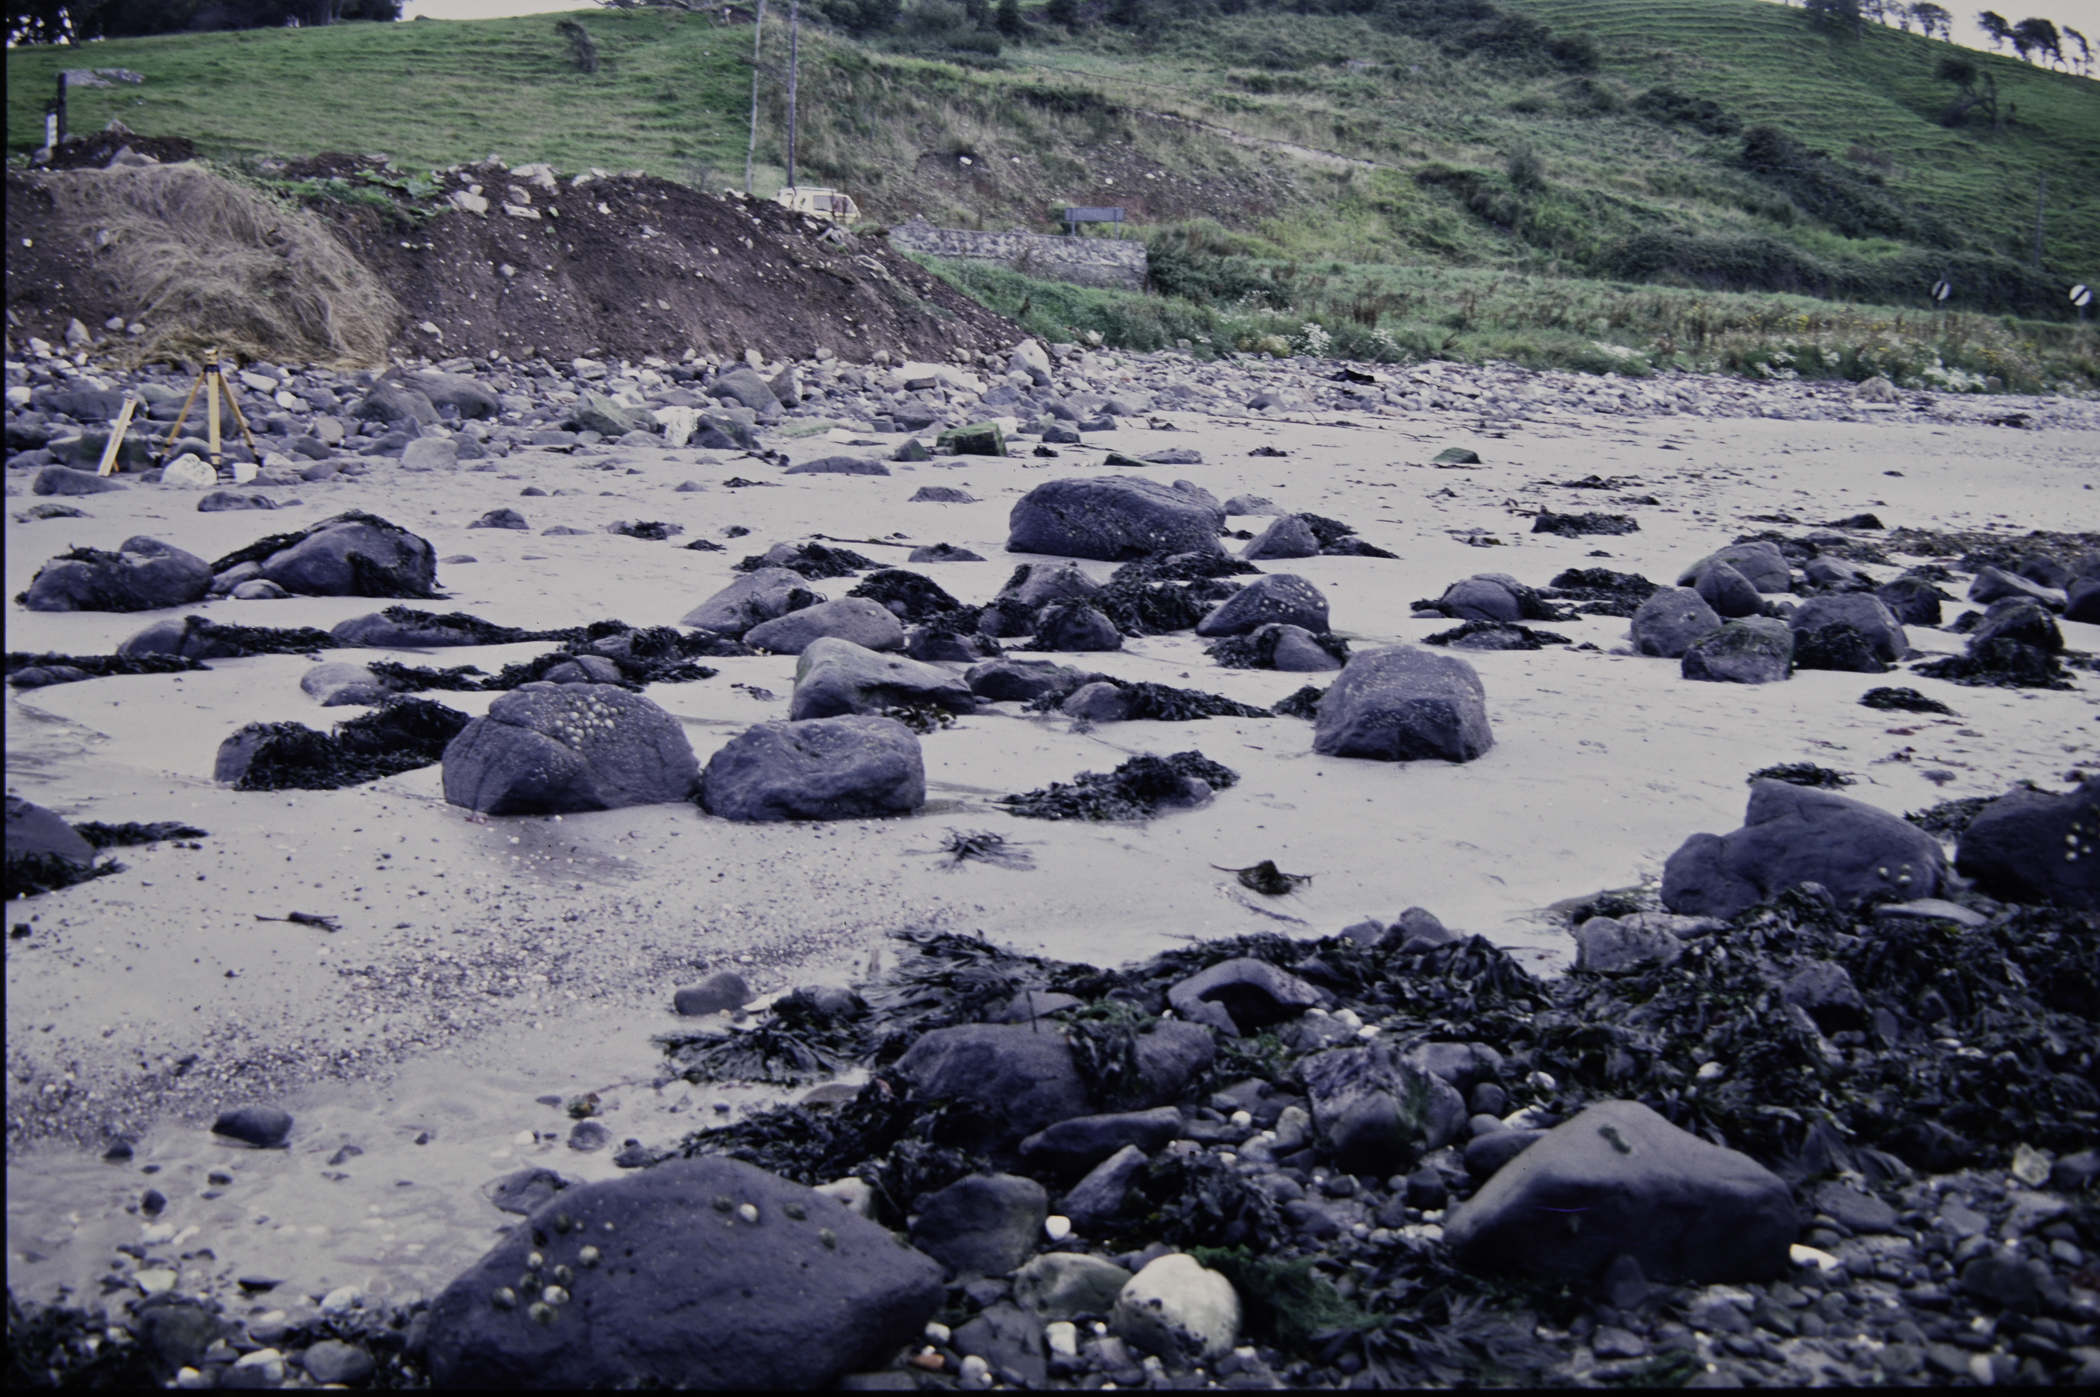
[1740,126,1954,247]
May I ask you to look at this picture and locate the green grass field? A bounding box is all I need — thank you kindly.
[6,9,768,185]
[8,0,2095,387]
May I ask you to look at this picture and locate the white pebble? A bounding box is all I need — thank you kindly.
[1044,1215,1072,1242]
[924,1321,951,1344]
[1229,1110,1252,1128]
[1789,1243,1840,1272]
[1046,1321,1079,1357]
[958,1354,992,1388]
[140,1222,175,1244]
[319,1285,361,1313]
[135,1268,178,1295]
[1333,1008,1363,1029]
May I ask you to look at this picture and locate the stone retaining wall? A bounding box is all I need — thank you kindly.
[887,217,1148,292]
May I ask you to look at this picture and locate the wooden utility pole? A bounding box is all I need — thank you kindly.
[785,0,801,191]
[743,0,766,193]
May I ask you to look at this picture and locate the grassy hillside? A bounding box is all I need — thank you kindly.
[7,0,2096,387]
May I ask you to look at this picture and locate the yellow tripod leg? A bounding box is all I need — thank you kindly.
[96,395,139,477]
[159,370,205,460]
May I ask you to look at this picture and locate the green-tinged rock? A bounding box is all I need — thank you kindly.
[937,422,1006,457]
[1432,447,1482,465]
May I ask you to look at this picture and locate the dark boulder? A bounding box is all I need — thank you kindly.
[424,1156,942,1390]
[742,597,905,655]
[699,716,925,822]
[1782,961,1868,1034]
[1680,617,1793,684]
[1241,514,1320,561]
[116,615,253,661]
[1660,779,1944,918]
[967,658,1090,704]
[1678,541,1790,594]
[1631,587,1721,659]
[1020,1108,1183,1177]
[1312,646,1493,763]
[674,972,754,1016]
[1969,596,2062,653]
[1444,1100,1795,1285]
[1166,958,1331,1037]
[33,465,125,496]
[1692,559,1762,619]
[1194,574,1329,638]
[1954,777,2098,910]
[197,490,276,512]
[1969,565,2065,612]
[18,536,212,612]
[788,638,976,721]
[1299,1043,1467,1178]
[441,684,700,815]
[211,1105,293,1149]
[403,370,500,420]
[5,795,95,865]
[1033,600,1123,651]
[1875,575,1947,627]
[352,381,438,426]
[253,512,437,598]
[678,567,820,637]
[1007,476,1224,561]
[894,1022,1210,1155]
[469,508,530,531]
[909,1173,1048,1277]
[1788,594,1906,669]
[2067,574,2100,624]
[1437,575,1523,623]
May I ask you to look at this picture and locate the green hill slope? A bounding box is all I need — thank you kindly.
[7,0,2095,386]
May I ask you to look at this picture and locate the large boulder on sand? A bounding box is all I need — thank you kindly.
[699,716,925,822]
[1241,514,1320,561]
[1692,560,1762,619]
[742,597,904,655]
[1677,541,1791,594]
[5,795,95,866]
[1312,646,1493,763]
[18,536,212,612]
[1660,780,1944,918]
[788,637,976,721]
[677,567,820,636]
[1007,476,1224,561]
[424,1155,943,1390]
[1444,1100,1796,1285]
[1194,574,1329,637]
[1954,777,2099,911]
[1631,587,1721,658]
[1788,594,1907,670]
[441,683,699,815]
[254,512,437,598]
[1680,617,1793,684]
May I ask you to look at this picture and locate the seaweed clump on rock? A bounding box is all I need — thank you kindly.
[214,697,471,791]
[999,751,1240,821]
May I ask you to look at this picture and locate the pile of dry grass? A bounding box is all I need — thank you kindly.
[43,162,400,367]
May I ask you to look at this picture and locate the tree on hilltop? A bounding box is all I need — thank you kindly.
[2011,16,2062,66]
[1909,3,1953,40]
[2064,25,2092,74]
[1806,0,1867,36]
[1977,9,2013,50]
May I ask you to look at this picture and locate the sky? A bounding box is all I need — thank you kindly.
[398,0,2100,60]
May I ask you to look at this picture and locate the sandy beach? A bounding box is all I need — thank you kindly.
[6,349,2096,1326]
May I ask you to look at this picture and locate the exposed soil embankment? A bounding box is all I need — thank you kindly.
[5,148,1019,366]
